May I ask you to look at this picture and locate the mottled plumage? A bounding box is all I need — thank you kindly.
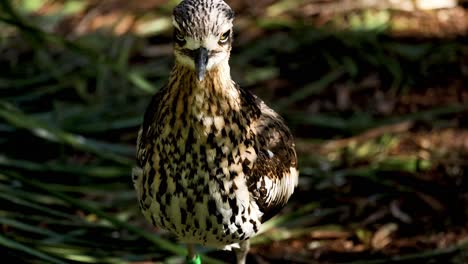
[132,0,298,263]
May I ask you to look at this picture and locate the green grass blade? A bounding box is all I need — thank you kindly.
[0,233,67,264]
[0,217,85,244]
[276,69,345,110]
[0,101,134,165]
[0,156,131,178]
[5,172,224,264]
[0,188,74,219]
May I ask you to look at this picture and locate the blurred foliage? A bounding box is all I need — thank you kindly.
[0,0,467,263]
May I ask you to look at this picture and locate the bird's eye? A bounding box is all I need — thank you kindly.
[219,30,230,44]
[175,29,185,42]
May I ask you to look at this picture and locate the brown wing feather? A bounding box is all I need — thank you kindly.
[136,85,168,168]
[242,90,298,222]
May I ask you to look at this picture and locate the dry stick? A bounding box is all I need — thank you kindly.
[320,121,414,150]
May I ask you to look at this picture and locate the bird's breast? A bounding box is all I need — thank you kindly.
[138,101,263,245]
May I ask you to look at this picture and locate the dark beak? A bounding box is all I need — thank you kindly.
[194,47,208,81]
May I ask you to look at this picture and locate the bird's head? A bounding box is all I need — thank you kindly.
[172,0,234,81]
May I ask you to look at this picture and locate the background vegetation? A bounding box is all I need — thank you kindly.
[1,0,467,263]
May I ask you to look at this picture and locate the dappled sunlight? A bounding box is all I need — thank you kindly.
[0,0,467,263]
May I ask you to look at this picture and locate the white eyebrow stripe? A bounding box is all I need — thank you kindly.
[218,22,232,34]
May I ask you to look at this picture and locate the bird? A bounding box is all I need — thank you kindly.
[132,0,298,263]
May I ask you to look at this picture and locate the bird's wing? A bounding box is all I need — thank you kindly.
[246,95,299,222]
[136,85,168,168]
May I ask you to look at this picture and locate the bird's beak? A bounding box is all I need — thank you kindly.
[194,47,208,81]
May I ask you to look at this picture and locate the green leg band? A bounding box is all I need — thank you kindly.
[186,254,201,264]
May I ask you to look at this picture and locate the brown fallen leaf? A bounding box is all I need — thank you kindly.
[372,223,398,249]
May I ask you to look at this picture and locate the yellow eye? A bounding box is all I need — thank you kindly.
[219,30,230,43]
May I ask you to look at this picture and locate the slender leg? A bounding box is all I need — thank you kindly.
[186,244,196,262]
[234,240,250,264]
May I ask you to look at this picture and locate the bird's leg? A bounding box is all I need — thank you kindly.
[186,244,201,264]
[234,240,250,264]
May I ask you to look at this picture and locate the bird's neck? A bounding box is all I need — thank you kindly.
[168,60,241,112]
